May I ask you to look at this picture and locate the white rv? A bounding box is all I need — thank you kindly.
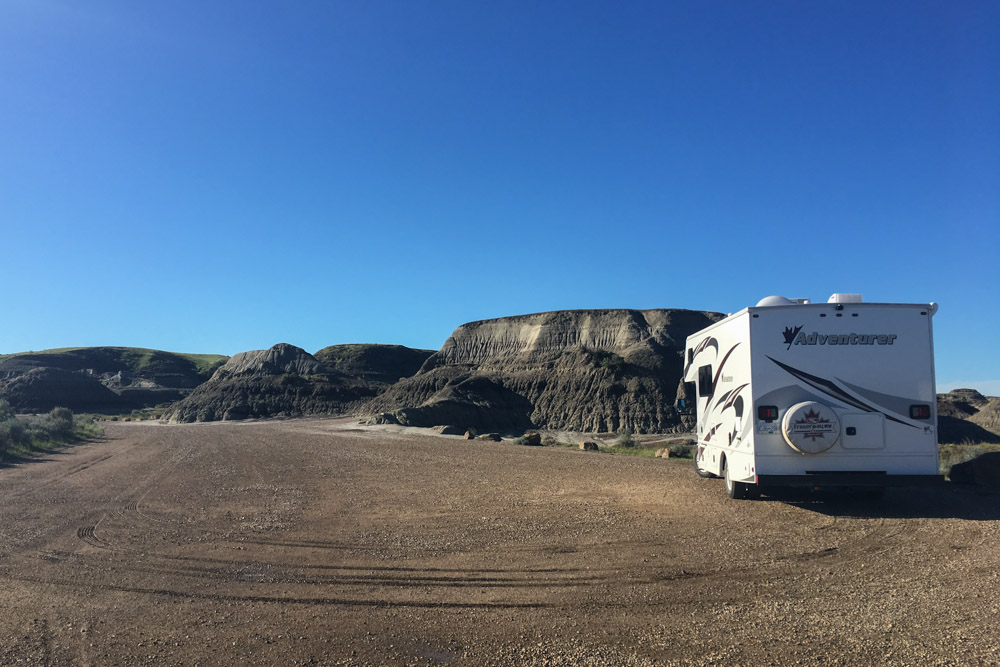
[683,294,942,499]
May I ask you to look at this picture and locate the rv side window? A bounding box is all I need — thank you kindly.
[698,365,713,397]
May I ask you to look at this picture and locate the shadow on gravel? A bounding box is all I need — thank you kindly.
[766,484,1000,521]
[0,437,109,469]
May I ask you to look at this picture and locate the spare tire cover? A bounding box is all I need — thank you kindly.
[781,401,841,454]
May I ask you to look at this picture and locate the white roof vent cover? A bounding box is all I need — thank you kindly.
[828,293,863,304]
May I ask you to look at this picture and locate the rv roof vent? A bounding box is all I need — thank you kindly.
[828,293,863,304]
[756,296,811,307]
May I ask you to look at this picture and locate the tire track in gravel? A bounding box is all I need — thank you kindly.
[72,452,195,553]
[3,572,556,609]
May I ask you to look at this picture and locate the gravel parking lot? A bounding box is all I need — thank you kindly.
[1,418,998,665]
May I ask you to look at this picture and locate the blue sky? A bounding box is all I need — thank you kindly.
[1,1,998,395]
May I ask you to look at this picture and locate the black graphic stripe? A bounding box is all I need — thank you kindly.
[767,356,915,428]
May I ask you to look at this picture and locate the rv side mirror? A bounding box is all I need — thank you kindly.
[675,382,696,415]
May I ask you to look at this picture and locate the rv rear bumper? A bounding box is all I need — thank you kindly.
[756,473,944,488]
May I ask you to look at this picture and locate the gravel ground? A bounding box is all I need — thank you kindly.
[0,418,998,666]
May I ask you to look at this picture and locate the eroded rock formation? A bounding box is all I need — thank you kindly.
[164,343,431,423]
[360,308,724,433]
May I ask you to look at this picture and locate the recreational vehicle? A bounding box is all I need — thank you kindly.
[683,294,942,499]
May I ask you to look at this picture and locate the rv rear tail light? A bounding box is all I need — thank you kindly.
[910,405,931,419]
[758,406,778,422]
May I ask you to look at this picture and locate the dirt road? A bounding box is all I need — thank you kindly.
[1,419,998,665]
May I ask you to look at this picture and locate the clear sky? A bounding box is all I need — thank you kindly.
[1,1,998,395]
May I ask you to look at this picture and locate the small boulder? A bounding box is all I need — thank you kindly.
[950,452,1000,486]
[523,432,542,446]
[463,431,475,440]
[435,425,467,436]
[579,441,599,452]
[368,412,399,425]
[655,448,669,458]
[477,433,502,442]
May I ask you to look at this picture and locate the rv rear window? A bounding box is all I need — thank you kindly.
[698,365,713,397]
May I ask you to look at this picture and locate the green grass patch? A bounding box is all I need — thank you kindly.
[176,352,229,376]
[600,444,659,458]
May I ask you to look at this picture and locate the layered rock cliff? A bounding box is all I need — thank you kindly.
[360,308,724,433]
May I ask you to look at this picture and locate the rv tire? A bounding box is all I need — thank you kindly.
[723,459,759,500]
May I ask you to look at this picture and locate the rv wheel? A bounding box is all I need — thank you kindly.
[695,460,715,478]
[723,459,760,500]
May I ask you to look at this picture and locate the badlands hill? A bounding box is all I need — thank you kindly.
[164,343,434,423]
[314,344,433,385]
[359,308,724,433]
[4,320,998,444]
[0,347,227,413]
[937,389,1000,443]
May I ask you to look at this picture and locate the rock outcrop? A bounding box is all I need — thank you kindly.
[164,344,358,422]
[164,343,432,423]
[937,389,1000,444]
[360,308,724,433]
[970,398,1000,433]
[219,344,326,377]
[0,367,130,413]
[937,388,989,419]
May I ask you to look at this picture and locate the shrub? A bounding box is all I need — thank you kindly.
[513,436,529,445]
[47,407,74,437]
[0,399,14,422]
[588,349,625,373]
[0,418,28,451]
[279,372,305,387]
[616,427,636,448]
[0,407,102,459]
[668,443,692,459]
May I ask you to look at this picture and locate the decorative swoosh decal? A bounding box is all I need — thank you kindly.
[713,383,749,414]
[766,356,915,428]
[684,336,719,376]
[705,422,723,442]
[708,344,740,401]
